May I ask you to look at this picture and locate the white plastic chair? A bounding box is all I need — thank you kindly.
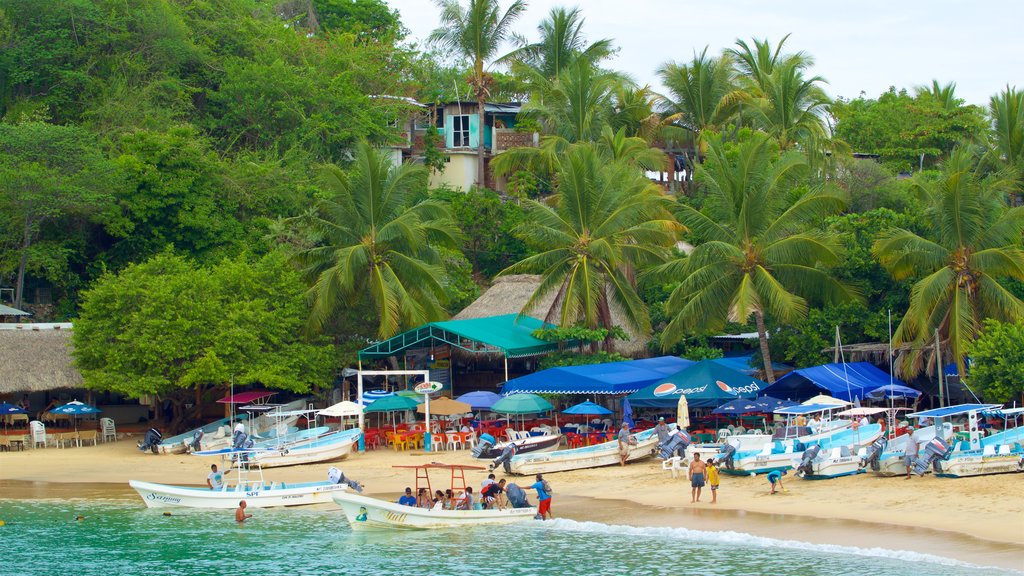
[100,418,116,443]
[446,433,464,451]
[662,456,686,478]
[464,431,477,449]
[717,428,731,441]
[29,421,47,448]
[431,433,447,451]
[734,426,745,435]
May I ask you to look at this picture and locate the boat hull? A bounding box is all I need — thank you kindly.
[332,491,538,529]
[935,453,1024,478]
[797,455,866,479]
[475,435,562,459]
[129,479,347,509]
[250,430,360,468]
[507,429,661,475]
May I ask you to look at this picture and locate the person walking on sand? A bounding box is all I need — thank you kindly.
[705,458,720,504]
[688,452,707,503]
[767,470,786,494]
[235,500,252,523]
[904,426,919,479]
[617,422,631,466]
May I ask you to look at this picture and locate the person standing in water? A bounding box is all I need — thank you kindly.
[235,500,252,523]
[688,452,707,503]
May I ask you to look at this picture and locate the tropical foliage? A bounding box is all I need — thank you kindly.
[967,319,1024,403]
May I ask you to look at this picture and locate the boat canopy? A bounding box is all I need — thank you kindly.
[775,403,844,415]
[501,356,693,395]
[908,404,1001,418]
[218,391,276,404]
[835,407,888,417]
[981,407,1024,418]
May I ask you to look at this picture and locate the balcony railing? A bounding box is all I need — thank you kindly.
[492,129,538,153]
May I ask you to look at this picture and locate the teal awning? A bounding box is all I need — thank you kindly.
[358,314,558,360]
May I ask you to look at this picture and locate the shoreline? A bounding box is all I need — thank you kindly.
[1,480,1021,571]
[1,440,1022,570]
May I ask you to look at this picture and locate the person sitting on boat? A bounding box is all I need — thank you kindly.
[456,486,476,510]
[444,489,456,509]
[207,464,230,490]
[416,488,432,509]
[482,479,506,509]
[397,487,417,506]
[431,490,446,510]
[808,415,822,433]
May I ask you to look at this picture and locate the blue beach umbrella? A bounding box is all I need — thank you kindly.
[562,401,613,416]
[0,402,27,433]
[622,398,635,429]
[753,396,798,412]
[49,400,102,434]
[456,391,502,411]
[712,398,761,415]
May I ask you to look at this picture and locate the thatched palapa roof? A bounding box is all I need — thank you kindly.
[454,275,648,356]
[0,324,83,393]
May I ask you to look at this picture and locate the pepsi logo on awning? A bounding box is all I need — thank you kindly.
[652,383,677,397]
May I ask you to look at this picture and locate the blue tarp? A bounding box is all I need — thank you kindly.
[712,353,792,376]
[909,404,1001,419]
[500,356,694,395]
[760,362,907,402]
[626,360,767,408]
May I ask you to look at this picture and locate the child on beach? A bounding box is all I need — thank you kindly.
[767,470,786,494]
[705,458,720,504]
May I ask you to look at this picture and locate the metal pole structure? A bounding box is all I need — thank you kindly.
[504,356,509,382]
[934,329,945,408]
[425,393,431,453]
[357,363,365,452]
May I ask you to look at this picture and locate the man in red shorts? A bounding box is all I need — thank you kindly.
[530,474,553,520]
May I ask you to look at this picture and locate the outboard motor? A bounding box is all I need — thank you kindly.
[797,444,822,477]
[327,466,364,492]
[472,433,496,458]
[137,428,163,453]
[505,483,531,509]
[232,428,248,450]
[860,435,888,471]
[912,437,953,476]
[188,429,204,452]
[658,429,691,460]
[490,442,518,474]
[718,442,737,470]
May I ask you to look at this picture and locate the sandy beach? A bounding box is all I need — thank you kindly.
[1,440,1022,570]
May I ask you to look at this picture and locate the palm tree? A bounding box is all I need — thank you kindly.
[654,132,857,382]
[291,142,461,338]
[503,6,615,81]
[430,0,527,187]
[916,80,960,110]
[873,146,1024,378]
[988,86,1024,187]
[657,48,741,148]
[501,143,680,348]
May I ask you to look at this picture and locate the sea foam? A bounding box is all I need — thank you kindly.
[545,518,1021,573]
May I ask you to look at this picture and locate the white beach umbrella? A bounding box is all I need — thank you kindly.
[677,394,690,430]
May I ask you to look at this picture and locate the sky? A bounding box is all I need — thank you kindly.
[384,0,1024,106]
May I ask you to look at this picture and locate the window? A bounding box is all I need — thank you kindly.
[452,115,470,147]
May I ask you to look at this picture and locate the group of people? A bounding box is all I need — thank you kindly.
[685,453,721,503]
[395,472,554,520]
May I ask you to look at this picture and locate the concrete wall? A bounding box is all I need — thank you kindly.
[428,152,477,191]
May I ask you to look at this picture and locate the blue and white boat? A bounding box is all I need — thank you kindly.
[909,405,1024,478]
[250,427,363,468]
[506,425,667,475]
[156,415,250,454]
[791,417,884,479]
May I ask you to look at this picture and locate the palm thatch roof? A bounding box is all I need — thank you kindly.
[0,325,83,393]
[453,275,648,356]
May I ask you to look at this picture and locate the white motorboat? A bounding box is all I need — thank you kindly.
[472,433,562,459]
[129,459,352,509]
[505,425,664,475]
[909,405,1024,478]
[792,422,884,479]
[250,428,361,468]
[864,424,950,476]
[332,463,538,529]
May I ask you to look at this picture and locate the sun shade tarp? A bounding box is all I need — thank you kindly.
[760,362,906,402]
[217,391,276,404]
[358,314,558,359]
[626,360,767,408]
[500,356,694,395]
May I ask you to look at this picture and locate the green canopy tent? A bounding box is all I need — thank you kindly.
[364,395,422,433]
[491,393,555,432]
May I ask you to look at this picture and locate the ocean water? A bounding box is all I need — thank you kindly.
[0,500,1018,576]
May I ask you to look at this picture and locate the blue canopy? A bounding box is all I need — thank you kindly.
[909,404,1001,419]
[0,402,27,415]
[754,396,798,412]
[455,391,502,410]
[500,356,694,395]
[712,398,762,415]
[49,400,101,415]
[760,362,906,402]
[712,353,792,376]
[626,360,767,408]
[866,384,921,400]
[562,401,613,415]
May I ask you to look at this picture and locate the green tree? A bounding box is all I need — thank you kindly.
[503,6,615,81]
[432,186,531,278]
[656,132,858,382]
[430,0,526,187]
[0,121,118,309]
[313,0,404,40]
[657,48,740,153]
[987,86,1024,199]
[291,141,461,338]
[73,250,333,431]
[967,319,1024,403]
[501,143,680,349]
[873,146,1024,378]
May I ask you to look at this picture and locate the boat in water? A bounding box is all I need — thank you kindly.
[332,463,538,529]
[504,425,666,475]
[129,458,354,509]
[908,405,1024,478]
